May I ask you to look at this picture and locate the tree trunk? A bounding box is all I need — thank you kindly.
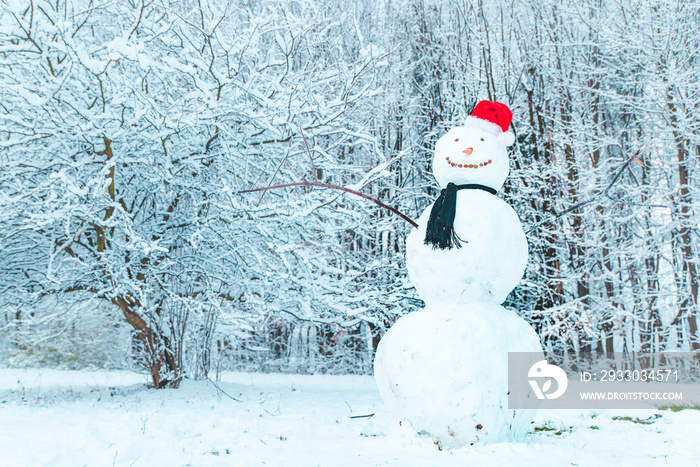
[667,89,699,350]
[112,297,180,388]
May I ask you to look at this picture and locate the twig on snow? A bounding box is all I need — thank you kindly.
[206,376,242,402]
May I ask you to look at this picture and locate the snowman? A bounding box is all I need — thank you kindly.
[374,101,543,448]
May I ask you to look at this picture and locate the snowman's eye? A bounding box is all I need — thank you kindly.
[480,138,484,142]
[454,138,459,142]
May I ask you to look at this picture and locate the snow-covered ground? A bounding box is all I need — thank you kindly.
[0,369,698,467]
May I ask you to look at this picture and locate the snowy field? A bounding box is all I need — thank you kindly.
[1,369,698,467]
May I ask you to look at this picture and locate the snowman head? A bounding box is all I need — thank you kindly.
[432,101,515,192]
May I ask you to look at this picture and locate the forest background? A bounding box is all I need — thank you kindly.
[1,0,698,388]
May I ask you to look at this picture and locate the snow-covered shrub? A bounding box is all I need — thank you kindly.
[2,297,131,369]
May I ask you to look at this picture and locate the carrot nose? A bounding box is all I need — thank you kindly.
[463,148,473,155]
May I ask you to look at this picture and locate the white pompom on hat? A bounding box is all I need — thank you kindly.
[465,100,515,147]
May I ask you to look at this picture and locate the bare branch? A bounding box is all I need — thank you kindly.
[238,181,418,228]
[299,126,316,182]
[527,146,664,233]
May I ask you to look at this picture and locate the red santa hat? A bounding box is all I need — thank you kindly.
[465,100,515,147]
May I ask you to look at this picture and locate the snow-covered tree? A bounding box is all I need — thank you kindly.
[0,0,416,385]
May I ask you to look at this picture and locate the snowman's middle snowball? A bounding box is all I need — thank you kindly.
[406,189,527,305]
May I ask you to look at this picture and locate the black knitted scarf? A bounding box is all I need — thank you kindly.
[424,182,497,250]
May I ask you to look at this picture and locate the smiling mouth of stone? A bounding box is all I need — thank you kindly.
[445,157,492,168]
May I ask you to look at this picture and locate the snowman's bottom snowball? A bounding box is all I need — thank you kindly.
[373,302,543,448]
